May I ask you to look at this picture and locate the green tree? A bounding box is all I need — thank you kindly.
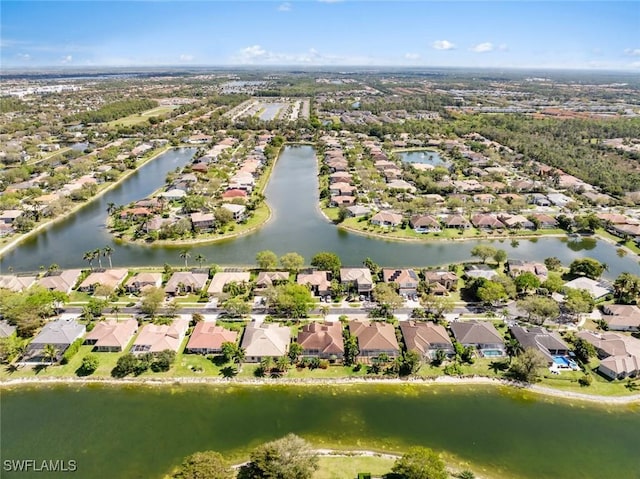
[195,254,207,268]
[42,344,59,364]
[399,349,422,376]
[256,250,278,270]
[493,249,507,264]
[288,342,303,362]
[391,446,448,479]
[476,281,507,306]
[280,252,305,272]
[470,245,497,264]
[544,257,562,271]
[569,258,605,280]
[373,283,404,314]
[564,288,595,319]
[78,354,99,376]
[221,342,245,371]
[102,246,114,268]
[237,434,319,479]
[140,286,166,317]
[516,296,560,325]
[112,353,138,377]
[541,273,564,293]
[0,334,25,363]
[572,336,596,364]
[613,272,640,304]
[343,334,359,366]
[420,294,454,318]
[310,251,341,277]
[172,451,233,479]
[271,283,314,318]
[509,348,547,383]
[214,207,234,228]
[514,272,541,294]
[221,297,251,318]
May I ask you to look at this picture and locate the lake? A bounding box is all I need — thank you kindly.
[1,145,638,279]
[398,149,448,167]
[2,383,639,479]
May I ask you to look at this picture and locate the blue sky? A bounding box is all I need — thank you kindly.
[1,1,639,70]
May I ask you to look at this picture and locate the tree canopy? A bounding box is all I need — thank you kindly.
[172,451,233,479]
[310,251,341,277]
[237,434,319,479]
[391,446,448,479]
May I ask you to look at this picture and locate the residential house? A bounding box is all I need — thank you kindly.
[499,214,535,230]
[348,320,400,361]
[125,272,163,294]
[37,269,81,294]
[423,270,458,294]
[131,318,190,354]
[576,331,640,379]
[409,215,441,233]
[158,188,187,201]
[563,277,611,300]
[24,317,86,363]
[255,271,290,289]
[0,275,36,292]
[340,268,374,297]
[207,272,251,296]
[297,271,331,297]
[191,212,216,231]
[77,269,128,293]
[601,304,640,332]
[0,210,23,224]
[186,322,238,354]
[386,180,416,192]
[382,268,419,296]
[450,321,505,357]
[222,203,246,221]
[297,321,344,361]
[346,205,371,218]
[330,182,357,196]
[531,213,557,229]
[400,321,454,359]
[443,215,472,229]
[84,318,138,352]
[507,260,548,282]
[241,321,290,362]
[0,320,17,338]
[464,264,498,280]
[164,272,209,295]
[509,325,571,365]
[471,214,505,230]
[330,195,357,207]
[529,193,551,207]
[370,211,402,227]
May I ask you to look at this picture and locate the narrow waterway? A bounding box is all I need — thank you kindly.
[2,145,638,278]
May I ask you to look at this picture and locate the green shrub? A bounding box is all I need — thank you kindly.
[61,338,83,365]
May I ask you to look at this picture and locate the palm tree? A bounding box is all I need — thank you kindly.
[179,249,191,269]
[319,305,329,319]
[83,251,96,270]
[103,246,114,268]
[195,254,206,268]
[106,202,116,215]
[42,344,59,365]
[48,263,60,273]
[111,305,121,321]
[94,248,103,269]
[506,338,523,363]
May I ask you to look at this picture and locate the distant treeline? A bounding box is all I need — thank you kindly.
[458,115,640,195]
[69,98,158,124]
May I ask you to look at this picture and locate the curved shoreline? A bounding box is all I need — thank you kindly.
[2,375,639,405]
[0,146,173,259]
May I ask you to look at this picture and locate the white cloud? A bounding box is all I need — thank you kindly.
[404,53,420,60]
[278,2,292,11]
[432,40,455,51]
[179,54,194,62]
[471,42,494,53]
[61,55,73,64]
[232,44,380,66]
[17,53,31,61]
[624,48,640,56]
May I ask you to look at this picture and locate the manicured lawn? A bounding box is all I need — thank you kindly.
[107,106,176,127]
[596,228,640,254]
[313,456,394,479]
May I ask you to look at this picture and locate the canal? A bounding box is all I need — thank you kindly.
[1,145,638,278]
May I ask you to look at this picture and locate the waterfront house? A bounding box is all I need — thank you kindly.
[297,321,344,361]
[190,212,216,231]
[36,269,82,294]
[423,270,458,293]
[382,268,419,296]
[0,274,36,292]
[207,272,251,296]
[221,189,248,200]
[464,264,498,280]
[84,318,138,352]
[400,321,454,359]
[330,195,357,207]
[409,215,441,233]
[24,317,86,363]
[77,269,128,293]
[346,205,371,218]
[340,268,374,297]
[0,210,23,224]
[125,272,163,294]
[221,203,246,221]
[471,214,505,230]
[443,215,472,229]
[531,213,557,229]
[563,277,611,300]
[450,321,505,357]
[186,322,238,355]
[507,260,548,282]
[509,325,571,365]
[164,272,209,296]
[576,331,640,380]
[348,320,400,361]
[131,318,189,354]
[297,271,331,297]
[255,271,290,289]
[370,211,402,227]
[241,321,290,362]
[499,214,535,230]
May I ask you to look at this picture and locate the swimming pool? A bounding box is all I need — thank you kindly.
[482,349,505,358]
[553,356,579,370]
